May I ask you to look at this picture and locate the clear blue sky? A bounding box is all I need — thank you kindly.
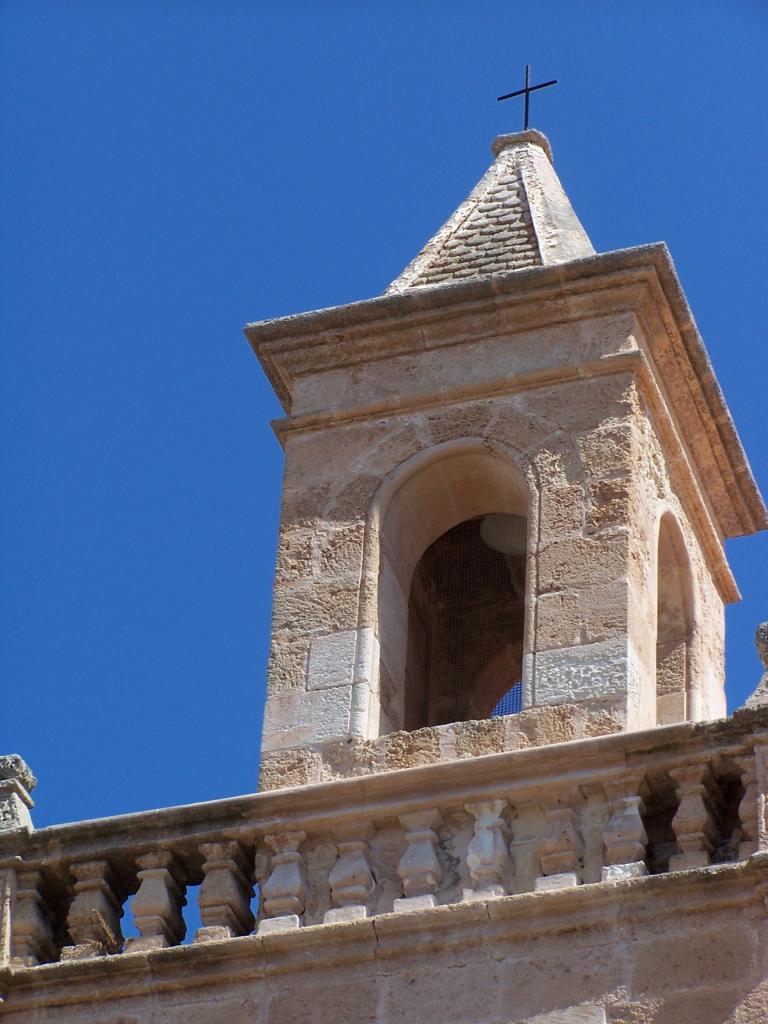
[1,1,766,829]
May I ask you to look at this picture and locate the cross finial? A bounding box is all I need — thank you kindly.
[497,64,558,130]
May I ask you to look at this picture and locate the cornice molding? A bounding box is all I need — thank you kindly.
[245,244,766,541]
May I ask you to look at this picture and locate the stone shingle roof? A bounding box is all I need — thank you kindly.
[388,129,594,293]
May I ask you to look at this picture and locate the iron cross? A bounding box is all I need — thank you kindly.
[497,64,558,130]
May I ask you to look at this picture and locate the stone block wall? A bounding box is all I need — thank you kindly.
[260,306,730,787]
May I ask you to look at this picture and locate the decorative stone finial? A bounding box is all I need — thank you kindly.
[491,128,553,163]
[0,754,36,833]
[742,623,768,710]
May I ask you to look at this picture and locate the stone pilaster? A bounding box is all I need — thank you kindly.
[0,865,16,967]
[10,869,55,966]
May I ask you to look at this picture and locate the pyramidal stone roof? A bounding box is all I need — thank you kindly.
[387,129,595,293]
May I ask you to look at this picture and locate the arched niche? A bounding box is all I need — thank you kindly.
[373,441,530,735]
[655,512,696,725]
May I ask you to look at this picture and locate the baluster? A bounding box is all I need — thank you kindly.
[257,831,307,934]
[535,803,583,891]
[601,780,649,881]
[738,755,759,860]
[395,809,442,912]
[124,850,185,952]
[324,824,375,924]
[60,860,123,960]
[11,869,55,966]
[669,765,717,870]
[462,800,511,901]
[196,841,254,942]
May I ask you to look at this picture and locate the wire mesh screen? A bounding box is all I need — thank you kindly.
[490,682,523,717]
[406,514,526,727]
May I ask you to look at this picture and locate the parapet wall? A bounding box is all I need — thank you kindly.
[259,695,624,791]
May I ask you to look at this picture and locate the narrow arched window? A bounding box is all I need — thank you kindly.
[375,444,529,736]
[656,513,695,725]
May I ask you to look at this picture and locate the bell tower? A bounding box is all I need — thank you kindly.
[246,130,766,791]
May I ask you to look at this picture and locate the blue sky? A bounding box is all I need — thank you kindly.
[1,1,766,829]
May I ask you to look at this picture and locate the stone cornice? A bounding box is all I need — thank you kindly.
[244,244,767,540]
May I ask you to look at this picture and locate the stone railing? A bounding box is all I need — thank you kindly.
[1,709,767,968]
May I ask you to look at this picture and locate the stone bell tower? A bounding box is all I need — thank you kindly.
[3,128,768,1024]
[246,130,766,792]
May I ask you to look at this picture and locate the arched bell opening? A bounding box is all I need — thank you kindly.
[405,513,527,729]
[375,442,529,736]
[655,512,696,726]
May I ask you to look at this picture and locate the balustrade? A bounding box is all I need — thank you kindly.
[0,717,764,968]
